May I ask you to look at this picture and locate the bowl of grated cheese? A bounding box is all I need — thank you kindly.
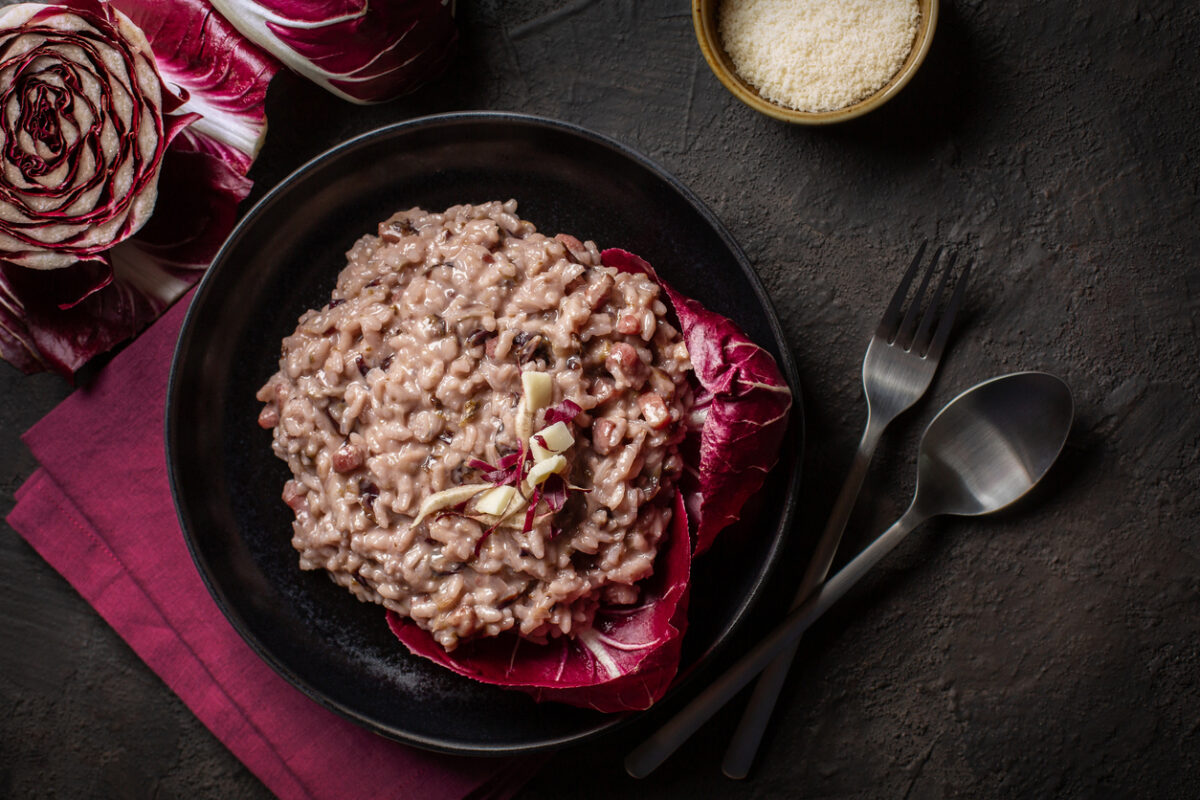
[693,0,938,124]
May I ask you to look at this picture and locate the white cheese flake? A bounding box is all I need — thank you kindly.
[526,455,568,488]
[475,485,525,517]
[521,370,553,411]
[532,421,574,457]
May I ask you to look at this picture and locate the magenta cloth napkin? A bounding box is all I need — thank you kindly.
[7,294,538,800]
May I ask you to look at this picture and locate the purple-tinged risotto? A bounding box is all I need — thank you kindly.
[257,201,693,651]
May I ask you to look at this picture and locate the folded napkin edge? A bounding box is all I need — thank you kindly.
[8,467,320,800]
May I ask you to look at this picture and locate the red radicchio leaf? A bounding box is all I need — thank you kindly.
[108,0,277,175]
[601,248,793,555]
[521,484,541,534]
[541,474,568,513]
[473,514,507,557]
[389,492,691,712]
[0,258,149,374]
[113,131,253,273]
[468,448,527,487]
[543,398,582,426]
[206,0,457,104]
[42,261,113,310]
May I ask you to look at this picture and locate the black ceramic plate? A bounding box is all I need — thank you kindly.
[167,112,802,756]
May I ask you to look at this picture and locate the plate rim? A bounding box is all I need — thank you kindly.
[166,110,804,755]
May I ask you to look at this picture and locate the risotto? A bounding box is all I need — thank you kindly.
[256,201,693,651]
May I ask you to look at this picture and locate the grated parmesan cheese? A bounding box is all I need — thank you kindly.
[718,0,920,113]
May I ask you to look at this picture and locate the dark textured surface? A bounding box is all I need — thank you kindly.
[3,1,1198,797]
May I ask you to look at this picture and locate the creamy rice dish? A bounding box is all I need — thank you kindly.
[256,201,693,651]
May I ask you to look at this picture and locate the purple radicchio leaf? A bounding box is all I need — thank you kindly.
[521,483,541,534]
[543,398,582,426]
[388,492,691,712]
[108,0,278,175]
[601,248,793,555]
[0,259,142,375]
[206,0,457,104]
[541,473,568,513]
[467,448,526,487]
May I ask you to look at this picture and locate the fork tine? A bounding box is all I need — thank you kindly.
[895,245,944,348]
[913,251,958,355]
[876,241,927,338]
[926,256,972,360]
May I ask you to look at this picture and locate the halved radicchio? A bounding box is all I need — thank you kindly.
[390,250,792,711]
[0,1,181,271]
[0,0,276,375]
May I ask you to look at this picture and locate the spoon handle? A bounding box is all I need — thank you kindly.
[722,419,885,778]
[625,505,926,780]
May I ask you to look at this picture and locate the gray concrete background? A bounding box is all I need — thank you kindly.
[2,1,1198,797]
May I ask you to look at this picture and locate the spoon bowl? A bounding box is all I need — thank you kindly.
[914,371,1074,518]
[626,371,1074,778]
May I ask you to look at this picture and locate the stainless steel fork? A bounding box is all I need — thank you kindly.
[720,243,972,778]
[623,245,974,781]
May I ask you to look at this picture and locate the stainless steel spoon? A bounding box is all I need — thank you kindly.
[626,371,1074,779]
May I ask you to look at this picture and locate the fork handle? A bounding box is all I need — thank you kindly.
[721,419,885,779]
